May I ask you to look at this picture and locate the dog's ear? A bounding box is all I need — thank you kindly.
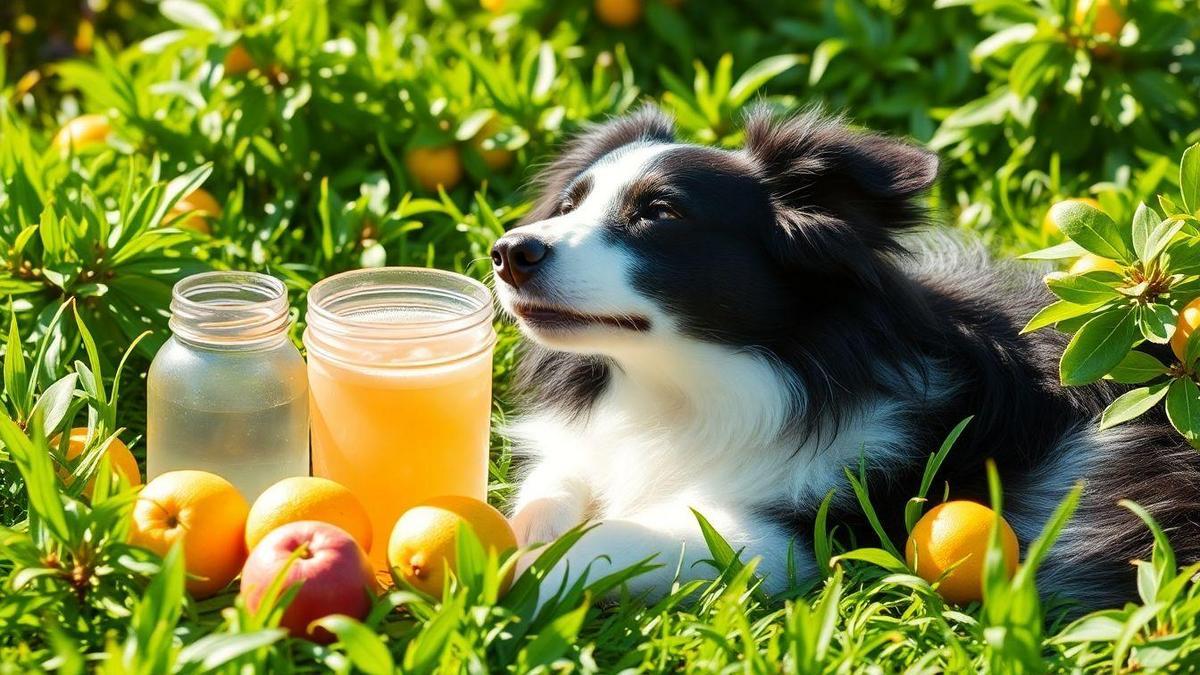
[524,106,676,222]
[743,108,938,284]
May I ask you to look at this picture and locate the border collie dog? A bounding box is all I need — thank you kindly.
[489,106,1200,609]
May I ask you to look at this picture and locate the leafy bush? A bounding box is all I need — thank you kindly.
[2,0,1200,671]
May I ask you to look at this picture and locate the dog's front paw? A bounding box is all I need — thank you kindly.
[511,497,582,547]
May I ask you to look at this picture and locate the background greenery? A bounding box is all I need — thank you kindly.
[3,0,1200,671]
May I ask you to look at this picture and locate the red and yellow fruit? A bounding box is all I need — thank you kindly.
[1074,0,1126,54]
[240,521,376,643]
[905,500,1020,604]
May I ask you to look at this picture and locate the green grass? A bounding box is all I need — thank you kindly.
[3,0,1200,671]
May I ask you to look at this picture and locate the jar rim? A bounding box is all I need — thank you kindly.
[304,267,496,368]
[170,271,291,347]
[306,267,493,339]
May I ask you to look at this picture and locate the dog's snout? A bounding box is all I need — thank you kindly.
[491,234,550,288]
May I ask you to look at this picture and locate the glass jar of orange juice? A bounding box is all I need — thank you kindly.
[304,268,496,575]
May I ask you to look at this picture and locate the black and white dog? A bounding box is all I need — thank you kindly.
[489,106,1200,608]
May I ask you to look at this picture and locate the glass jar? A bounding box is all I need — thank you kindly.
[147,271,310,500]
[304,268,495,575]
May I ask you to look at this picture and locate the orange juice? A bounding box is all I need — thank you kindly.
[304,269,495,577]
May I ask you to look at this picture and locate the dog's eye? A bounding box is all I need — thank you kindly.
[645,201,679,221]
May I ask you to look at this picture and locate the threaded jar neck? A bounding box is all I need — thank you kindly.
[304,267,495,368]
[169,271,291,349]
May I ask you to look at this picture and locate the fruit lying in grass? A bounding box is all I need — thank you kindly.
[1069,253,1123,276]
[595,0,642,28]
[52,114,111,153]
[471,118,515,172]
[1171,297,1200,363]
[388,495,517,597]
[240,521,376,643]
[130,470,250,597]
[164,187,221,234]
[245,476,373,552]
[1074,0,1125,54]
[1042,197,1101,235]
[905,500,1019,604]
[404,145,464,192]
[56,428,141,496]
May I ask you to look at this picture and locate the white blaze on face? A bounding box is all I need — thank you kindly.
[495,142,681,351]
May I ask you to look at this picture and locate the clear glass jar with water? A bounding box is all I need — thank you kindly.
[147,271,310,500]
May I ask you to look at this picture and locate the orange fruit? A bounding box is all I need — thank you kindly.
[595,0,642,28]
[905,500,1019,604]
[245,476,374,553]
[55,427,142,496]
[1069,253,1123,275]
[1042,197,1102,235]
[1171,297,1200,363]
[130,470,250,598]
[224,44,257,76]
[165,187,221,235]
[52,114,112,153]
[471,118,515,172]
[1074,0,1125,54]
[404,146,464,192]
[387,495,517,597]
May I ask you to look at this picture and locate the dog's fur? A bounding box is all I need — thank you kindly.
[491,106,1200,609]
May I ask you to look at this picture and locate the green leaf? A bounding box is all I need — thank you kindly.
[1022,299,1108,334]
[1166,377,1200,445]
[518,600,589,671]
[4,310,30,418]
[176,630,286,672]
[905,416,972,533]
[1060,308,1139,385]
[1099,382,1169,430]
[1107,350,1169,384]
[1132,202,1158,262]
[1181,143,1200,215]
[1050,200,1134,263]
[1052,614,1127,644]
[808,40,847,86]
[1045,273,1121,304]
[1019,240,1087,260]
[1144,218,1186,268]
[311,616,394,675]
[729,54,802,107]
[1138,303,1177,344]
[829,548,910,574]
[160,0,223,33]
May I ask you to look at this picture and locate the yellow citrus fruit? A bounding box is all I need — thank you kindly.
[471,118,515,172]
[130,470,250,598]
[1171,297,1200,363]
[480,0,505,12]
[404,146,464,192]
[55,427,142,496]
[595,0,643,28]
[245,476,374,553]
[1074,0,1125,53]
[905,500,1019,604]
[52,114,112,153]
[1042,197,1102,235]
[165,187,221,235]
[224,44,257,76]
[1069,253,1123,275]
[388,495,517,597]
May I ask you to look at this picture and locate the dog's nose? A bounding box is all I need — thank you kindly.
[491,235,550,288]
